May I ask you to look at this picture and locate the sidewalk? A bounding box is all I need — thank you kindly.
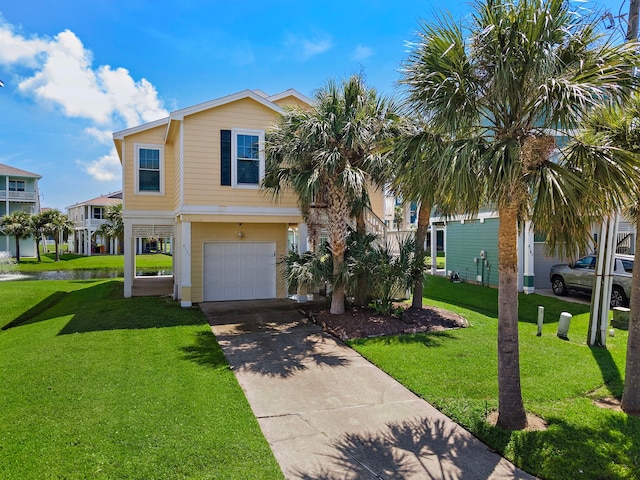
[202,300,536,480]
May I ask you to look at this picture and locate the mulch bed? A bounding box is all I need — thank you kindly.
[308,304,469,341]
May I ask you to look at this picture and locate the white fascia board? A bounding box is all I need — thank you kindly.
[170,89,283,121]
[113,117,170,140]
[433,211,500,223]
[122,210,175,221]
[267,89,313,105]
[179,205,301,216]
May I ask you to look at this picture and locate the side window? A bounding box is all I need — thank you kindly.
[621,259,634,273]
[135,144,163,194]
[574,256,595,269]
[231,129,264,187]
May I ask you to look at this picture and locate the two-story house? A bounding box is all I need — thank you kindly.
[67,191,122,255]
[0,163,41,257]
[113,89,318,306]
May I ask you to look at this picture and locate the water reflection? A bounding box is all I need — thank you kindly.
[0,269,173,281]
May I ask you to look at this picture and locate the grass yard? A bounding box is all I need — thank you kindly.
[0,280,283,479]
[14,253,173,272]
[350,275,640,479]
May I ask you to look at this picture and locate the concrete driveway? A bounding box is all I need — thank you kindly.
[201,299,536,480]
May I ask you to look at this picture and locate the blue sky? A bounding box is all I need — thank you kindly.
[0,0,628,210]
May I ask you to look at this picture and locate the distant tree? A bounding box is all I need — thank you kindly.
[95,203,123,253]
[0,211,33,262]
[30,211,48,262]
[41,209,72,261]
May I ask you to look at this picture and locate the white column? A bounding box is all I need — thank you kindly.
[523,220,535,294]
[180,221,192,307]
[430,223,437,275]
[298,223,309,253]
[124,221,135,298]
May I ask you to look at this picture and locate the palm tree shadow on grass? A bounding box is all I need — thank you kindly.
[293,416,529,480]
[2,281,206,334]
[181,330,229,370]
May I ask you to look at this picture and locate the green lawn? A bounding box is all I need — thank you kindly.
[14,253,173,272]
[0,280,283,479]
[350,275,640,480]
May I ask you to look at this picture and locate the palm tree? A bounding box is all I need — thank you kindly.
[0,211,33,262]
[30,211,48,262]
[573,95,640,415]
[95,203,123,253]
[388,125,444,309]
[264,75,400,314]
[41,209,72,261]
[401,0,640,429]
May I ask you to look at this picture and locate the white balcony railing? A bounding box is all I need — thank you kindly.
[0,190,37,201]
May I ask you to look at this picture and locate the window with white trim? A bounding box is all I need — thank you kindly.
[232,129,264,187]
[9,180,25,192]
[135,144,164,194]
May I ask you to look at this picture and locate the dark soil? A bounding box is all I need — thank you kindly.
[310,304,469,341]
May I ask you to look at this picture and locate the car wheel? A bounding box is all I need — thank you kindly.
[551,276,568,296]
[610,286,627,309]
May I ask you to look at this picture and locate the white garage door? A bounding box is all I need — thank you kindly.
[203,242,276,301]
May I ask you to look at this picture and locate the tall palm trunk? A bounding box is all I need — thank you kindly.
[14,237,21,263]
[411,200,430,309]
[327,181,351,315]
[496,202,527,429]
[622,200,640,415]
[54,236,60,261]
[353,209,368,307]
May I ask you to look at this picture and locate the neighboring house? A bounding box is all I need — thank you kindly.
[67,191,123,255]
[442,210,636,292]
[0,163,41,257]
[114,88,341,305]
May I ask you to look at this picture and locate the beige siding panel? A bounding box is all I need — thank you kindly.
[369,185,386,220]
[272,96,311,110]
[181,98,298,208]
[189,222,289,303]
[122,125,175,212]
[182,213,303,224]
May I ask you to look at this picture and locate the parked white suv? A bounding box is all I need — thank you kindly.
[549,254,634,308]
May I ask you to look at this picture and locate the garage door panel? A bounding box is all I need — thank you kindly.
[203,242,276,301]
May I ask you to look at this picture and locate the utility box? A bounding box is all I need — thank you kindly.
[612,307,630,330]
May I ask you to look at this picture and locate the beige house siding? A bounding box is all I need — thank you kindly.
[272,95,311,110]
[122,125,176,212]
[181,98,298,208]
[189,222,289,303]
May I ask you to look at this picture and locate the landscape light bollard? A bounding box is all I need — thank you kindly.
[557,312,572,340]
[537,306,544,336]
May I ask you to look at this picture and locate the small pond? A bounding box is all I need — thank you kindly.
[0,269,172,281]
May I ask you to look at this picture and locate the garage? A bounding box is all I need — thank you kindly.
[203,242,277,301]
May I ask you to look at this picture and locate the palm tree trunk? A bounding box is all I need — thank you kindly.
[411,200,430,309]
[327,181,351,315]
[622,203,640,415]
[15,237,21,263]
[353,209,368,307]
[496,202,527,430]
[54,237,60,261]
[35,237,42,262]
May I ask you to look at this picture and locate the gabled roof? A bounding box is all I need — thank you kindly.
[112,88,311,141]
[66,191,122,209]
[0,163,42,179]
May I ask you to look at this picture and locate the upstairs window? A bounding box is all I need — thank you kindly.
[135,144,163,194]
[9,180,25,192]
[222,129,264,187]
[93,207,104,219]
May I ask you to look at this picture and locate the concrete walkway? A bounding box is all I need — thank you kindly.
[202,299,536,480]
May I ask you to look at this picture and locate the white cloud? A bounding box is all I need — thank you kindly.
[352,44,374,61]
[284,33,332,60]
[0,18,169,182]
[77,148,122,182]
